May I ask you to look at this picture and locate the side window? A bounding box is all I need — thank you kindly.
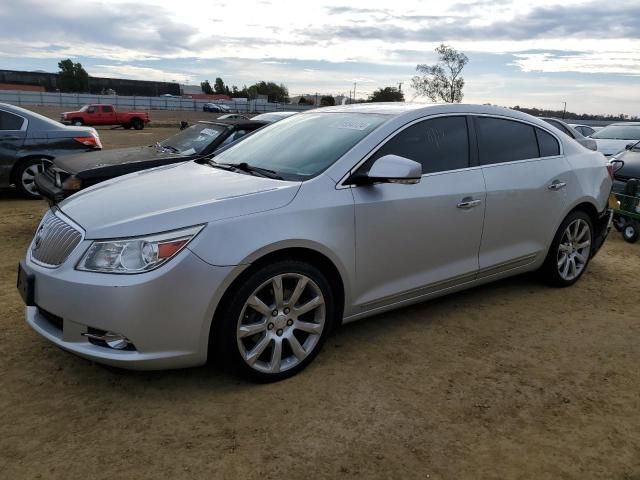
[370,116,469,174]
[535,128,560,157]
[102,106,114,113]
[87,106,96,113]
[220,130,247,147]
[476,117,538,165]
[0,110,25,130]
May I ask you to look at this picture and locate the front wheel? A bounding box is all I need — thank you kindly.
[214,260,335,382]
[622,221,639,243]
[72,119,83,126]
[132,119,144,130]
[540,211,593,287]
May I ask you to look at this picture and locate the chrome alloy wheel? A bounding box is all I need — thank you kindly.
[557,218,591,281]
[236,273,326,374]
[21,159,51,196]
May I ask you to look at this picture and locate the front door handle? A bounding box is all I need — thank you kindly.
[457,198,482,209]
[548,181,567,191]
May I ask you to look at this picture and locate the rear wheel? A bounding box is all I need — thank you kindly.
[622,221,639,243]
[540,210,593,287]
[15,158,51,199]
[214,260,334,382]
[132,118,144,130]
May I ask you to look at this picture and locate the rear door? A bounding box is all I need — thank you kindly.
[475,116,570,274]
[0,109,27,186]
[101,105,117,124]
[351,115,486,308]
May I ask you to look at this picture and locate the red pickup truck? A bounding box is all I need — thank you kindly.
[60,104,150,130]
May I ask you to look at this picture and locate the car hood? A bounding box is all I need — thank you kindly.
[59,161,301,238]
[54,146,185,174]
[594,139,635,156]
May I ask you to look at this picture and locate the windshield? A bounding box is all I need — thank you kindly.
[160,123,226,155]
[79,105,90,112]
[214,112,388,180]
[591,125,640,140]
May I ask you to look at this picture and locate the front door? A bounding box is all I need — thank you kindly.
[351,115,486,309]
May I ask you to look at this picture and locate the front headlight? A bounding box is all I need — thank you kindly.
[77,225,204,274]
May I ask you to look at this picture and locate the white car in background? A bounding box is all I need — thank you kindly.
[591,123,640,157]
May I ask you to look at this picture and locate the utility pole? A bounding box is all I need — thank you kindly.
[398,82,403,92]
[353,82,357,103]
[562,101,567,119]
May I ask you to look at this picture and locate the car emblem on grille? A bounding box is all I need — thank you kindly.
[33,225,45,250]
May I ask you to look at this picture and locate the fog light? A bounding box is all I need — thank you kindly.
[83,330,132,350]
[104,332,130,350]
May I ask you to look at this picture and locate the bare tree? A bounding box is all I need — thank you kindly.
[411,44,469,103]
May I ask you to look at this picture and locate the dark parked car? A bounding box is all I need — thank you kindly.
[0,103,102,198]
[203,103,230,113]
[35,119,267,204]
[542,117,597,151]
[611,141,640,193]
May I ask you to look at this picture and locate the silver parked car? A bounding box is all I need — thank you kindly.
[542,117,597,151]
[18,104,613,381]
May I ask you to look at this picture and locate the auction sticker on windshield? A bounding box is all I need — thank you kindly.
[333,120,372,131]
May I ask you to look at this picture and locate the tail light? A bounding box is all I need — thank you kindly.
[74,136,102,149]
[606,163,614,179]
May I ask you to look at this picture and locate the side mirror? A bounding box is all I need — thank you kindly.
[351,154,422,186]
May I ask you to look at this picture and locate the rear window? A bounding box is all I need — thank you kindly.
[476,117,539,165]
[0,110,25,130]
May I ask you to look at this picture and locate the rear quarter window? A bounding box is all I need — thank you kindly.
[0,110,25,130]
[535,128,561,157]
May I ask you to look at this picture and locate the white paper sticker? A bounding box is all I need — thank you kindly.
[200,128,217,136]
[182,148,196,155]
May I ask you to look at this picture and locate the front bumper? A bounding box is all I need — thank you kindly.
[22,244,238,370]
[34,172,70,205]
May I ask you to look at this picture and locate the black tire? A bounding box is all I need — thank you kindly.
[622,221,639,243]
[540,210,594,287]
[14,158,50,199]
[213,259,335,382]
[132,118,144,130]
[72,118,83,126]
[612,214,626,232]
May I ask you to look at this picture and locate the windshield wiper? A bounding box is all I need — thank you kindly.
[209,160,283,180]
[161,144,180,153]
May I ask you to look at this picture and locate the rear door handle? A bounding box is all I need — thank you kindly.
[548,181,567,191]
[457,198,482,209]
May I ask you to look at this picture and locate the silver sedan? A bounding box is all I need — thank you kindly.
[19,104,613,381]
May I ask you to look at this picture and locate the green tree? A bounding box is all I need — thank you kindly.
[320,95,335,106]
[214,77,226,94]
[200,80,213,94]
[411,44,468,103]
[57,59,89,93]
[248,81,289,103]
[368,87,404,102]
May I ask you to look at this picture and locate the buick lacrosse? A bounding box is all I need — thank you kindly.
[18,104,613,381]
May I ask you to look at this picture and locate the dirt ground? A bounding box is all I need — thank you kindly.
[1,129,639,479]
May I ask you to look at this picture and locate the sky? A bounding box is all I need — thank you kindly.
[1,0,639,115]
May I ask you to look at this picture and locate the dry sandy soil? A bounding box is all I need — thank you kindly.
[1,129,639,479]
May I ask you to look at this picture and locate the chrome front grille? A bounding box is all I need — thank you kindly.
[31,211,83,267]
